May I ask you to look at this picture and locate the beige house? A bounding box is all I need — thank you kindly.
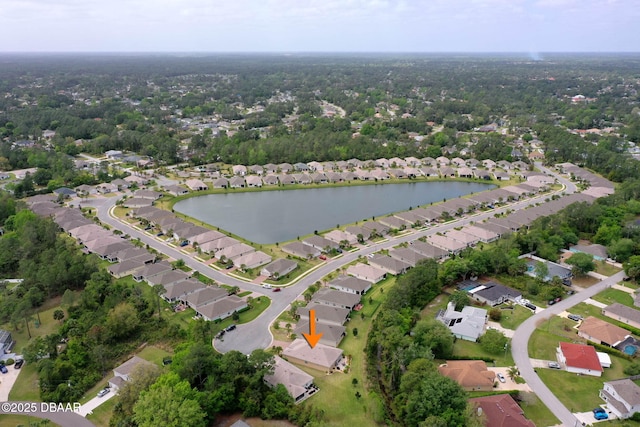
[282,339,344,372]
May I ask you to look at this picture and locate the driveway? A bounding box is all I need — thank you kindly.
[511,270,627,427]
[487,367,531,392]
[77,390,116,417]
[94,163,577,355]
[0,364,22,401]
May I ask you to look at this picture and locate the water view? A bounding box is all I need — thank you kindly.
[174,181,495,244]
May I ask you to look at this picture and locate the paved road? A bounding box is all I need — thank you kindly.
[93,165,577,354]
[0,401,96,427]
[77,391,116,417]
[511,270,627,427]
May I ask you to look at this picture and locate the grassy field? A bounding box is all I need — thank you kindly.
[452,339,515,367]
[498,305,533,330]
[9,362,40,401]
[595,260,622,277]
[528,317,577,360]
[86,397,117,427]
[2,304,66,354]
[591,288,634,307]
[518,392,560,427]
[537,358,632,412]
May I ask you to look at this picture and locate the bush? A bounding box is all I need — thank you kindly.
[5,358,14,365]
[488,308,502,321]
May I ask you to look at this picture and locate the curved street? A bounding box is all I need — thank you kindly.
[512,270,626,427]
[90,162,576,355]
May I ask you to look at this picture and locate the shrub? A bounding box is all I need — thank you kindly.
[5,358,14,365]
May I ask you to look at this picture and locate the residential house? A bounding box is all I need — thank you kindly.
[199,236,240,254]
[229,177,246,188]
[233,251,272,269]
[162,279,205,303]
[408,240,449,260]
[282,339,344,372]
[303,235,339,253]
[217,243,255,261]
[446,229,480,246]
[346,263,386,283]
[557,342,603,377]
[282,242,321,259]
[388,247,430,267]
[436,302,488,342]
[213,177,229,188]
[600,379,640,420]
[109,356,155,390]
[344,226,371,242]
[263,174,279,185]
[459,225,499,243]
[324,230,358,246]
[378,216,410,230]
[297,303,350,326]
[569,244,608,261]
[481,159,496,169]
[147,270,191,289]
[245,176,263,188]
[361,221,389,236]
[0,330,14,354]
[264,356,316,403]
[249,165,264,175]
[197,295,248,322]
[436,156,450,165]
[469,394,536,427]
[427,234,468,254]
[294,162,309,172]
[312,289,361,311]
[603,303,640,329]
[368,254,411,275]
[438,360,496,391]
[185,179,208,191]
[232,165,247,176]
[261,259,298,279]
[164,185,189,196]
[467,281,522,306]
[133,261,173,282]
[578,316,629,347]
[133,189,162,200]
[107,259,146,278]
[184,286,230,310]
[122,197,153,209]
[190,230,225,245]
[329,276,372,295]
[278,163,293,173]
[293,321,346,347]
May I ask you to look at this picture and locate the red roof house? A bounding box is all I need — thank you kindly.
[557,342,603,377]
[469,394,535,427]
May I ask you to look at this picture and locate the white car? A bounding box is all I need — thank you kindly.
[97,388,110,398]
[497,373,506,383]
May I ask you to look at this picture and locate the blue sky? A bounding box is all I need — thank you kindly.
[2,0,638,52]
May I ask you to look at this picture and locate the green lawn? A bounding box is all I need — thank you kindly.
[452,339,514,367]
[518,391,560,427]
[9,362,41,401]
[86,395,117,427]
[2,305,67,353]
[595,260,622,277]
[537,360,631,412]
[498,305,533,330]
[591,288,634,308]
[528,317,576,360]
[136,345,172,367]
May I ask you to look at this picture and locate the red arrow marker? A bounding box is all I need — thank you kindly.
[302,309,323,348]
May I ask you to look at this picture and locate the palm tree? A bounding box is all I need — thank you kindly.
[507,366,519,381]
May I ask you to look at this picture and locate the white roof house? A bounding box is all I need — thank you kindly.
[436,302,487,342]
[346,263,386,283]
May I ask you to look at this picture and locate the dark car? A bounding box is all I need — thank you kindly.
[225,324,236,332]
[156,232,164,236]
[548,299,556,306]
[0,365,7,374]
[272,287,281,292]
[179,240,189,247]
[14,359,24,369]
[567,314,583,321]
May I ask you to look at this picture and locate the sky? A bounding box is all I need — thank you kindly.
[2,0,639,52]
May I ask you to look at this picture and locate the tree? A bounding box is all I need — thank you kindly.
[624,255,640,281]
[112,363,162,426]
[533,261,549,282]
[105,302,140,341]
[353,327,358,337]
[53,309,64,324]
[608,238,635,262]
[565,252,596,276]
[507,366,519,381]
[133,377,206,427]
[479,329,508,355]
[448,290,470,311]
[488,307,502,321]
[152,284,166,318]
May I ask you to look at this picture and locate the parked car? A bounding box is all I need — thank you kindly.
[548,362,561,369]
[319,255,327,260]
[567,314,583,321]
[156,232,164,236]
[567,290,576,295]
[548,299,556,306]
[225,324,236,332]
[97,388,110,398]
[14,359,24,369]
[497,373,506,383]
[525,303,537,312]
[272,287,281,292]
[179,240,189,247]
[593,408,608,420]
[216,330,225,339]
[262,284,272,289]
[0,365,7,374]
[162,357,172,366]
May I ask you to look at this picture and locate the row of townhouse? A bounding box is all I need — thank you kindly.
[26,196,248,323]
